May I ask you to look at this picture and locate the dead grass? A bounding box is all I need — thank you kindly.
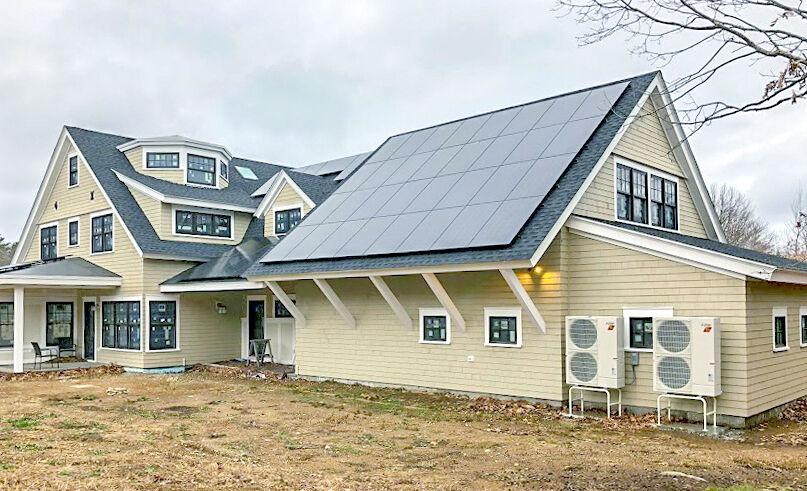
[0,367,805,490]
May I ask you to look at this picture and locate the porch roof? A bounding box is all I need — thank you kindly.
[0,257,122,287]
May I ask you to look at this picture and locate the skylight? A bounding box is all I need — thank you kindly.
[235,166,258,180]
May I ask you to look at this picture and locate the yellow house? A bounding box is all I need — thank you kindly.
[5,71,807,427]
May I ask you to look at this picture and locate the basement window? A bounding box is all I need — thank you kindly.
[419,308,450,344]
[149,300,177,351]
[616,160,678,231]
[102,301,141,350]
[187,154,216,186]
[68,156,79,187]
[0,303,13,348]
[484,308,522,348]
[773,307,788,352]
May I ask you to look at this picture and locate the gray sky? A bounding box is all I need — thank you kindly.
[0,0,802,242]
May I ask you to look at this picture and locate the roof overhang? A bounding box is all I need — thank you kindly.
[113,170,257,213]
[0,275,122,288]
[116,136,233,161]
[160,279,264,293]
[253,170,316,217]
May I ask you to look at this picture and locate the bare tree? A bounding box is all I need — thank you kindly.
[710,183,776,252]
[557,0,807,130]
[781,185,807,260]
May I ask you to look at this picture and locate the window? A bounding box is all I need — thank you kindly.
[484,308,522,347]
[146,152,180,169]
[175,210,232,238]
[187,154,216,186]
[149,301,177,350]
[801,309,807,347]
[68,156,79,187]
[40,225,57,260]
[616,161,678,230]
[773,307,788,351]
[220,161,229,181]
[68,219,79,247]
[0,303,13,349]
[274,298,295,318]
[275,208,302,235]
[629,317,653,349]
[91,214,113,253]
[102,301,141,350]
[419,308,450,344]
[46,302,73,347]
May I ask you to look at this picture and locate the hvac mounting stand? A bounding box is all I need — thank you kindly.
[568,386,622,419]
[657,393,717,432]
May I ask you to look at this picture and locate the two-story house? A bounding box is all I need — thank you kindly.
[4,71,807,426]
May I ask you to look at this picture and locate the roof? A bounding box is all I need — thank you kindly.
[283,170,341,205]
[295,151,372,178]
[244,72,659,277]
[162,236,277,284]
[0,257,121,286]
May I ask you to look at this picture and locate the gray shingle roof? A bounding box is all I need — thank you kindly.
[0,257,120,279]
[295,151,372,178]
[284,170,342,205]
[244,72,659,277]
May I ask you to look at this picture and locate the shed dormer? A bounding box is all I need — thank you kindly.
[117,136,232,190]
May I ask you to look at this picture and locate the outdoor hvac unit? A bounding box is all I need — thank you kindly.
[565,316,625,388]
[652,317,721,397]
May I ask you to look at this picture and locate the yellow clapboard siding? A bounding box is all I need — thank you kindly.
[264,182,312,238]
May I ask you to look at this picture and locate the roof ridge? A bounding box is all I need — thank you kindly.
[65,125,134,141]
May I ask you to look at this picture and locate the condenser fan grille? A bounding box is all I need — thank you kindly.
[657,356,690,390]
[657,320,690,353]
[569,319,597,349]
[569,352,598,383]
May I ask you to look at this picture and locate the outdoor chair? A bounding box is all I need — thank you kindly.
[56,337,77,359]
[31,342,59,370]
[248,339,274,367]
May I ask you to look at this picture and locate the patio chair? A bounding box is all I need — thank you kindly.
[248,339,274,367]
[56,337,77,359]
[31,342,59,370]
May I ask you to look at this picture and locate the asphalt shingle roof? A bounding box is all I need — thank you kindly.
[0,257,120,279]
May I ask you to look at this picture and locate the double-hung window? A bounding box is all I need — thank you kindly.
[68,156,79,187]
[616,162,678,230]
[187,154,216,186]
[102,301,141,350]
[40,225,58,260]
[419,308,450,344]
[0,303,13,349]
[149,300,177,350]
[146,152,180,169]
[175,210,231,238]
[91,214,113,253]
[274,208,301,235]
[46,302,73,347]
[773,307,788,352]
[484,308,522,347]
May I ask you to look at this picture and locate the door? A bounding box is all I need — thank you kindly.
[248,300,265,341]
[83,302,95,361]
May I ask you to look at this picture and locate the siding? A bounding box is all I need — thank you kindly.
[573,97,708,238]
[264,182,312,238]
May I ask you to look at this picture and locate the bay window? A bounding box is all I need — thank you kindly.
[187,154,216,186]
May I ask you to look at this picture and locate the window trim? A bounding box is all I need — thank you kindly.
[0,300,14,349]
[622,307,674,352]
[145,151,181,170]
[90,210,115,255]
[145,294,180,352]
[44,301,75,348]
[186,153,217,188]
[219,161,229,182]
[772,306,789,352]
[67,154,79,188]
[801,306,807,348]
[172,205,235,241]
[271,294,296,319]
[39,222,59,260]
[613,157,680,233]
[67,217,80,248]
[273,203,303,236]
[419,307,451,345]
[99,296,143,352]
[484,307,522,348]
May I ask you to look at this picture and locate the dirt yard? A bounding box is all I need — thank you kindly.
[0,366,805,490]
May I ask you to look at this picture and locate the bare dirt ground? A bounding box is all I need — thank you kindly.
[0,366,805,490]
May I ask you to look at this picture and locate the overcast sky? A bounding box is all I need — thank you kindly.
[0,1,803,242]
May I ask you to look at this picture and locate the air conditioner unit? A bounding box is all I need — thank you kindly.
[565,316,624,388]
[653,317,721,397]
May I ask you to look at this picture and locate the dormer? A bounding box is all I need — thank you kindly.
[116,136,233,190]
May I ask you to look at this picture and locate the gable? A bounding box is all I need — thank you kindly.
[572,96,709,238]
[263,181,313,238]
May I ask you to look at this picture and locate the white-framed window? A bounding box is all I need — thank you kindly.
[419,308,450,345]
[68,154,79,187]
[801,306,807,348]
[173,205,234,240]
[187,154,217,187]
[90,211,114,254]
[772,307,788,352]
[623,307,673,352]
[146,295,180,352]
[0,301,14,349]
[220,161,229,181]
[100,296,142,351]
[484,307,522,348]
[614,158,679,231]
[146,152,180,169]
[39,222,58,260]
[273,203,303,236]
[68,217,80,247]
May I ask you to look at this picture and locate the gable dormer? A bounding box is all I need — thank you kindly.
[116,136,232,190]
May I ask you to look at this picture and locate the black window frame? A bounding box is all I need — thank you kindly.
[0,303,13,349]
[629,317,654,350]
[68,156,79,187]
[68,219,79,247]
[187,154,217,186]
[175,210,232,238]
[273,298,295,319]
[274,208,302,235]
[422,315,448,343]
[148,300,177,351]
[617,162,678,230]
[220,161,229,181]
[145,152,180,169]
[46,302,73,347]
[801,314,807,347]
[774,315,788,350]
[487,315,519,346]
[40,225,57,260]
[102,301,141,350]
[91,214,114,253]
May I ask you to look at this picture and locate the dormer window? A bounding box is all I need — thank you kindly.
[275,207,301,235]
[616,160,678,230]
[175,210,232,238]
[220,161,229,181]
[146,152,180,169]
[68,156,79,187]
[187,154,216,186]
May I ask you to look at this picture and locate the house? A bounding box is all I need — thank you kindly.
[4,71,807,426]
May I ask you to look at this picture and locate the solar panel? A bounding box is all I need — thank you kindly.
[260,81,629,264]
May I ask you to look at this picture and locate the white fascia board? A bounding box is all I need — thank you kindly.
[0,276,122,287]
[114,170,256,213]
[768,269,807,285]
[566,216,776,281]
[251,173,279,198]
[116,136,233,161]
[160,280,264,293]
[253,171,315,217]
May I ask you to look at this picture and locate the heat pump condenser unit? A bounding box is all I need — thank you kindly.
[565,316,625,388]
[653,317,721,397]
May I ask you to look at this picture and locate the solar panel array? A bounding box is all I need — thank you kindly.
[261,81,628,263]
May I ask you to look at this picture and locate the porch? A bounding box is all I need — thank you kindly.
[0,361,100,373]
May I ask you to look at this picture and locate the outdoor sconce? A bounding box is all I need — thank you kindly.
[215,302,227,314]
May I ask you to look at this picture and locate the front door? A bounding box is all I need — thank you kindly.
[83,302,95,361]
[248,300,265,342]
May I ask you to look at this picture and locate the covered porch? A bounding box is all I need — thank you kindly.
[0,257,122,373]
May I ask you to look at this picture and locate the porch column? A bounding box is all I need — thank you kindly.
[13,287,24,373]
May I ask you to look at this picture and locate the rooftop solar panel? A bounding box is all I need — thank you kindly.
[260,81,629,264]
